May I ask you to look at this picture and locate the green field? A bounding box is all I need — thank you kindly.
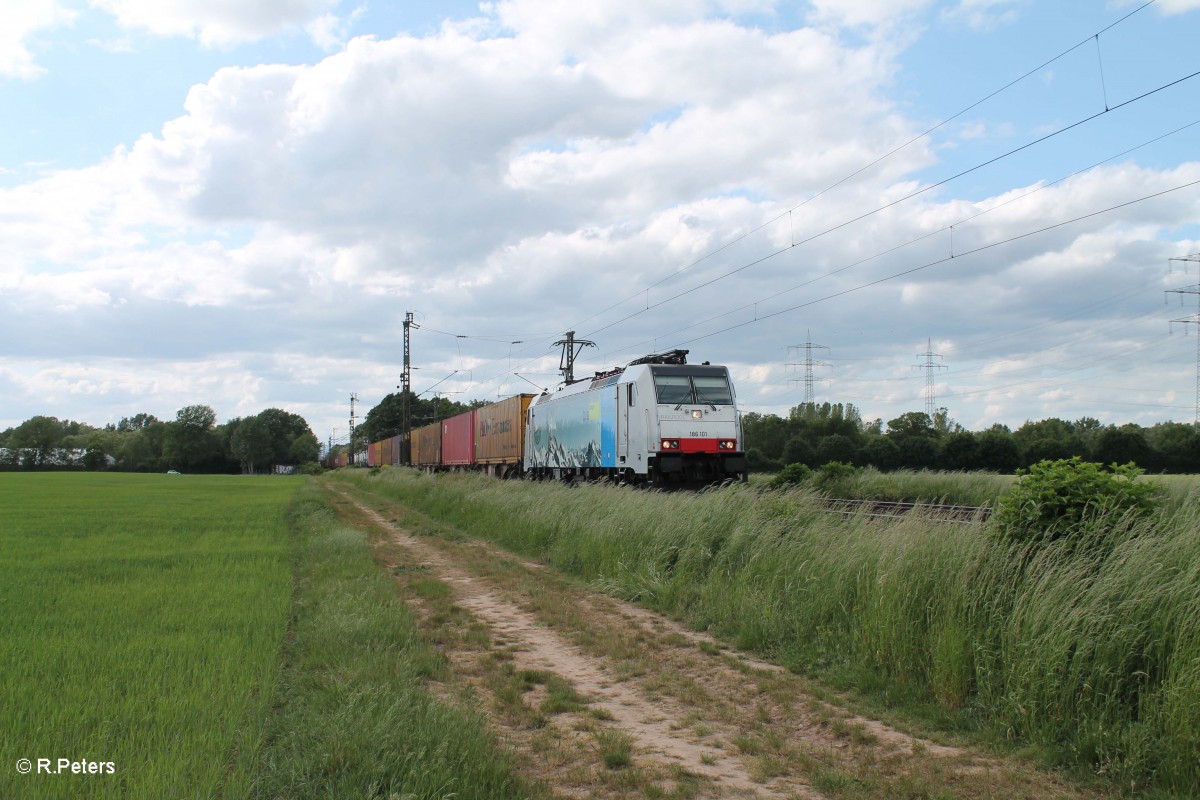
[1,473,296,799]
[339,468,1200,797]
[1,474,536,800]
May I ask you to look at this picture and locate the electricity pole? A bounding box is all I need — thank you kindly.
[554,330,595,385]
[348,393,358,465]
[1167,253,1200,425]
[402,311,417,463]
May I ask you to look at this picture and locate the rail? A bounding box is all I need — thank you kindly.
[819,498,992,524]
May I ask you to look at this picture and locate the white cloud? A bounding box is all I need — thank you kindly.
[305,10,356,51]
[88,0,342,46]
[1155,0,1200,13]
[806,0,933,30]
[0,0,76,79]
[941,0,1023,31]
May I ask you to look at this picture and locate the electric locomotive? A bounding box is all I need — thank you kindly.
[524,350,747,486]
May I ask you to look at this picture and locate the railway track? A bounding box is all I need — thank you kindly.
[820,498,992,524]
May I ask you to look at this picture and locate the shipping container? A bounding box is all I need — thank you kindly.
[389,434,404,466]
[441,410,475,466]
[476,394,535,465]
[367,441,382,467]
[413,422,442,467]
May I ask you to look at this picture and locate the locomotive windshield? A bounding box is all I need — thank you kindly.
[652,368,733,405]
[693,375,733,405]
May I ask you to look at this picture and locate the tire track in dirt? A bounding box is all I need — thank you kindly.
[341,491,819,799]
[565,585,966,761]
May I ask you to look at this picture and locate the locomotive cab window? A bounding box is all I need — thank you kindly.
[693,375,733,405]
[653,374,693,405]
[652,368,734,406]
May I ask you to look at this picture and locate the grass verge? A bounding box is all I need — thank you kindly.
[250,482,538,799]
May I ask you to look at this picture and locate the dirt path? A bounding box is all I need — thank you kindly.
[330,484,1097,800]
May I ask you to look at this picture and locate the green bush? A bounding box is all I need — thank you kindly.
[994,457,1160,544]
[769,462,811,488]
[811,460,861,493]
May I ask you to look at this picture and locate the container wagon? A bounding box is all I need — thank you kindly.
[441,410,475,467]
[412,421,442,468]
[475,393,535,477]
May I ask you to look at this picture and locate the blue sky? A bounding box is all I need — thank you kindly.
[0,1,477,175]
[2,0,1200,444]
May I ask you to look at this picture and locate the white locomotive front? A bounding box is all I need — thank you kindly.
[524,350,747,486]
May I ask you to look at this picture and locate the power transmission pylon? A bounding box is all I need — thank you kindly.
[554,330,596,385]
[912,339,947,419]
[787,331,830,405]
[1167,253,1200,425]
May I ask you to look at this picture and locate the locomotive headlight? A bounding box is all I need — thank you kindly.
[691,410,703,420]
[719,439,737,450]
[660,438,680,450]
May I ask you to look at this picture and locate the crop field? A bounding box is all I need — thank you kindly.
[2,473,538,800]
[0,473,298,799]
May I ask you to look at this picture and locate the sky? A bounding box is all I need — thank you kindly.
[3,0,1200,448]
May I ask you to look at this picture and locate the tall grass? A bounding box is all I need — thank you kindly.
[0,473,298,800]
[761,467,1200,512]
[750,467,1014,505]
[250,484,539,799]
[339,468,1200,796]
[837,467,1014,505]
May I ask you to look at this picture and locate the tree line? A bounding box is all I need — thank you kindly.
[744,402,1200,474]
[0,405,321,474]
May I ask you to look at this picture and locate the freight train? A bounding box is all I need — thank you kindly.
[360,350,747,486]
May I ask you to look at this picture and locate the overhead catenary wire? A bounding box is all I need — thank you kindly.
[456,173,1199,408]
[587,119,1200,367]
[448,3,1170,395]
[669,179,1200,348]
[580,69,1200,343]
[565,0,1162,333]
[418,3,1190,419]
[583,175,1199,381]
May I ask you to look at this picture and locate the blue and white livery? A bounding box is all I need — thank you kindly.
[524,351,747,486]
